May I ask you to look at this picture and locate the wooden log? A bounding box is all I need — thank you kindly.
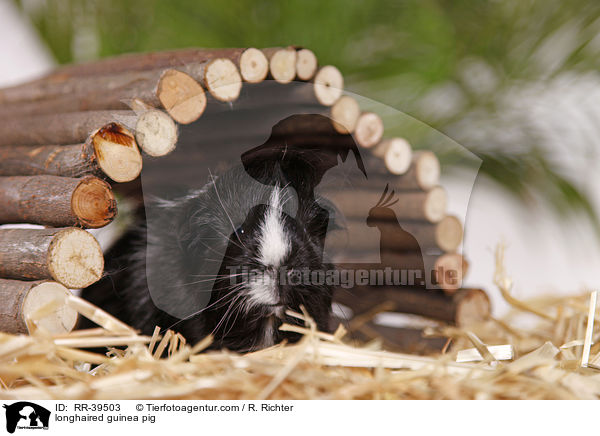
[0,66,166,105]
[0,175,116,228]
[0,67,207,120]
[0,130,142,183]
[130,100,179,157]
[186,58,243,102]
[295,48,318,81]
[354,112,384,148]
[381,252,468,292]
[323,185,447,223]
[263,47,297,84]
[25,47,264,80]
[371,138,412,175]
[332,215,463,253]
[0,48,260,114]
[351,150,441,193]
[332,252,467,292]
[0,279,78,334]
[0,228,104,288]
[0,67,209,124]
[155,69,207,123]
[359,324,448,355]
[313,65,344,106]
[0,111,131,145]
[191,110,343,144]
[393,151,440,190]
[238,48,269,83]
[88,123,142,182]
[0,143,101,178]
[331,301,448,354]
[330,95,360,134]
[424,215,463,252]
[334,287,490,327]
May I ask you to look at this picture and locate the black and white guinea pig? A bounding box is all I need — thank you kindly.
[81,161,335,352]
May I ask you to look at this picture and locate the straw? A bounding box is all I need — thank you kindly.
[0,244,599,399]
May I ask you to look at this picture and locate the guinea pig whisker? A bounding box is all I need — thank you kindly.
[196,236,246,261]
[209,170,249,251]
[211,292,244,337]
[221,296,248,338]
[176,273,246,287]
[163,284,245,331]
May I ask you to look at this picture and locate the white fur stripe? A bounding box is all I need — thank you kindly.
[258,188,290,267]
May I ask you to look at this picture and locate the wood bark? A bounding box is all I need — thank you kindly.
[0,143,101,178]
[334,287,490,327]
[0,67,207,124]
[323,186,447,223]
[23,48,261,80]
[0,69,166,117]
[0,279,77,334]
[329,215,463,253]
[0,228,104,288]
[0,175,116,228]
[0,112,134,146]
[334,253,468,292]
[0,118,142,183]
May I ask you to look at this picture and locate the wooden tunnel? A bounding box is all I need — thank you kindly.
[0,46,488,350]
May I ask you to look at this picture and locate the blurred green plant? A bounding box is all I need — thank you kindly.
[13,0,600,232]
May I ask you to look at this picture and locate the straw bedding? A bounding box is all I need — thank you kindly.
[1,244,599,400]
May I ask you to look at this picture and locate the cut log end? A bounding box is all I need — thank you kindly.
[354,112,384,148]
[455,289,491,326]
[267,48,297,84]
[157,69,207,124]
[47,228,104,289]
[415,151,441,190]
[239,48,269,83]
[331,95,360,134]
[314,65,344,106]
[135,109,178,156]
[71,177,117,228]
[296,48,318,81]
[436,215,464,252]
[204,58,243,102]
[423,186,447,223]
[23,282,78,334]
[374,138,413,175]
[434,253,468,292]
[91,123,143,183]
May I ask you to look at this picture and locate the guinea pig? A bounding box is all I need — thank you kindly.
[81,160,336,352]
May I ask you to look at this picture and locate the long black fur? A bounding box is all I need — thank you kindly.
[81,161,334,352]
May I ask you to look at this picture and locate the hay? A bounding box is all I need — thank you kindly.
[1,244,599,400]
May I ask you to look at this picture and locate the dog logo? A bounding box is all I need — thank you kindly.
[2,402,50,433]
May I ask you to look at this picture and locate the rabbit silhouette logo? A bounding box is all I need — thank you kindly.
[2,402,50,433]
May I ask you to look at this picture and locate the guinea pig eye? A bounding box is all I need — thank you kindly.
[235,226,245,237]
